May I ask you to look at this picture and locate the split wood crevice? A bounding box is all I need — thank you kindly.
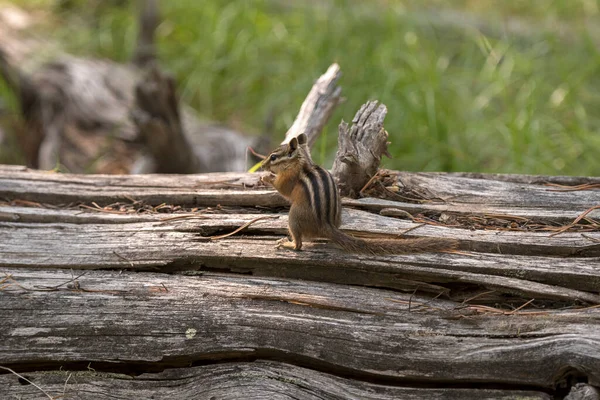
[1,164,599,400]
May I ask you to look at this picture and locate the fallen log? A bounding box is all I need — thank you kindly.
[1,166,599,399]
[0,361,551,400]
[2,267,597,399]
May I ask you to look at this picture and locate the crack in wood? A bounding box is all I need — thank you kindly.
[0,351,557,395]
[1,360,556,400]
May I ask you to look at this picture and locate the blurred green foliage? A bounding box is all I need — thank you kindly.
[1,0,600,175]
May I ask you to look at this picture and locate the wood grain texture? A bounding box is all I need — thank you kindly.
[564,383,600,400]
[0,361,551,400]
[0,207,598,302]
[332,101,390,197]
[1,166,599,397]
[1,268,598,391]
[396,172,599,209]
[1,166,598,223]
[1,203,597,254]
[283,63,342,148]
[445,172,600,186]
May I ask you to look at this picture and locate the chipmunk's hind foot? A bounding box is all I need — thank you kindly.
[276,237,303,251]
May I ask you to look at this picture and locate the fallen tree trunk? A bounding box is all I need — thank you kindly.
[1,360,551,400]
[1,165,599,399]
[1,267,597,399]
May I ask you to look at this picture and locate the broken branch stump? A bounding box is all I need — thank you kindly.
[332,100,391,197]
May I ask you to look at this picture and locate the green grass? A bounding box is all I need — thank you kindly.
[1,0,600,175]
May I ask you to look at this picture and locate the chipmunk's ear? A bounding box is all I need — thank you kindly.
[289,136,299,152]
[297,133,307,146]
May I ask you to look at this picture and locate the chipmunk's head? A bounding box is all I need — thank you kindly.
[262,133,309,174]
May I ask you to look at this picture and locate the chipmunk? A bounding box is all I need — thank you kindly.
[261,133,457,254]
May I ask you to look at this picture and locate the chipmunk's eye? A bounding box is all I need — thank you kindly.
[269,154,277,161]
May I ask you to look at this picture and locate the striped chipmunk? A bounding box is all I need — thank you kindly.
[261,133,457,254]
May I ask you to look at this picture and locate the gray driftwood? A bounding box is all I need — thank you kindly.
[332,101,391,197]
[132,66,204,173]
[283,63,342,148]
[0,4,258,174]
[565,384,600,400]
[1,204,599,301]
[2,164,598,224]
[0,361,550,400]
[1,268,595,397]
[1,166,599,398]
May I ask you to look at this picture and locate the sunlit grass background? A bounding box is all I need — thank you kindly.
[1,0,600,175]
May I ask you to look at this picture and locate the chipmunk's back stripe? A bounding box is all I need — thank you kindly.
[329,170,340,224]
[305,169,323,222]
[316,167,333,225]
[299,178,312,213]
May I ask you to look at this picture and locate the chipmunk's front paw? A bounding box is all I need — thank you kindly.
[276,238,300,251]
[261,173,276,186]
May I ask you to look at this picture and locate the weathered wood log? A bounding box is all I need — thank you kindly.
[132,66,204,173]
[565,383,600,400]
[2,165,598,223]
[1,268,597,394]
[0,4,258,174]
[0,166,599,304]
[0,5,142,173]
[283,63,342,148]
[1,166,599,398]
[1,211,598,302]
[332,101,391,197]
[445,172,600,186]
[0,361,551,400]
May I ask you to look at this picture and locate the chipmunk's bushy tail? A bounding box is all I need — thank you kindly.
[329,227,457,254]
